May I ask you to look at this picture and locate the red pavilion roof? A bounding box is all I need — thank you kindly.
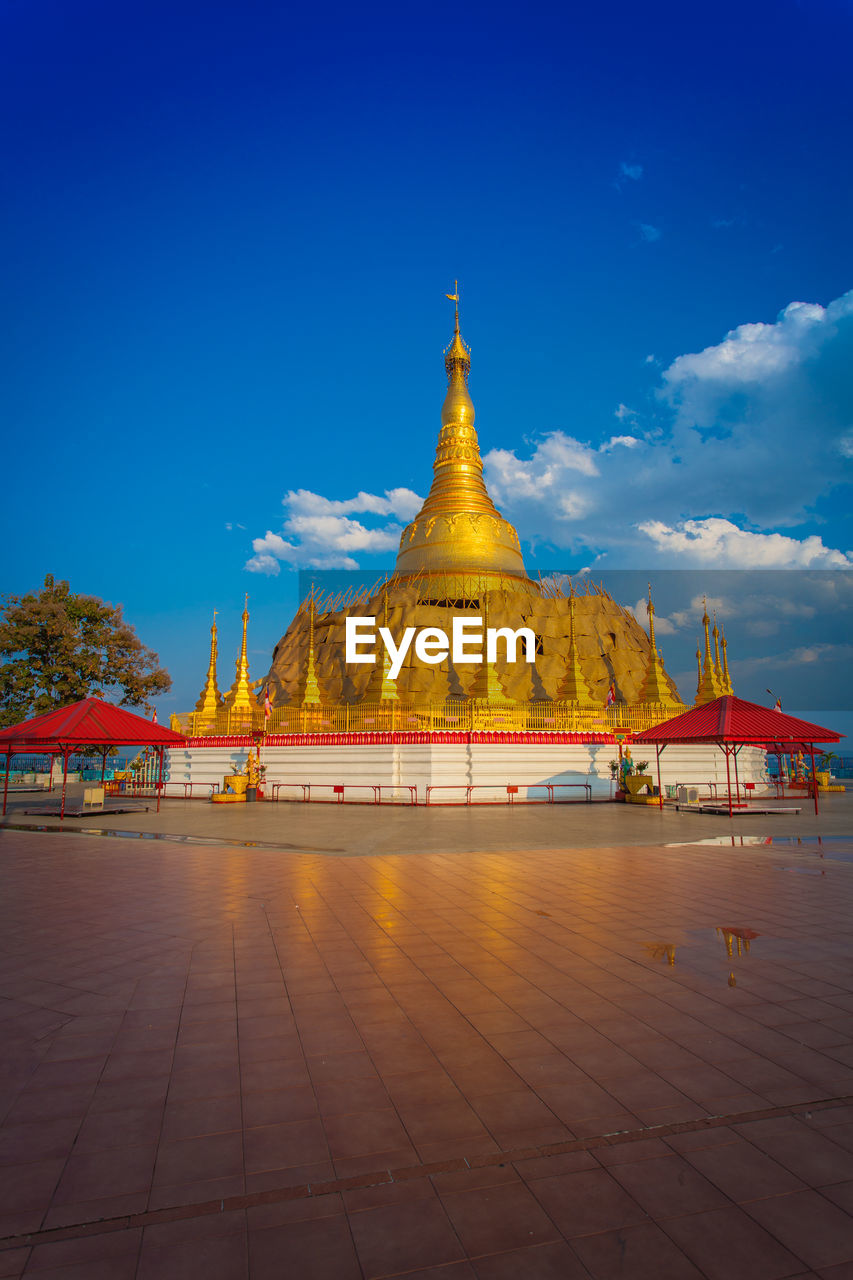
[632,695,843,746]
[0,698,186,749]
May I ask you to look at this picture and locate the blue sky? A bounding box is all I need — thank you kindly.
[2,0,852,727]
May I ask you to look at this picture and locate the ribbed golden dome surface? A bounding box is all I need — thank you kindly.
[395,302,532,595]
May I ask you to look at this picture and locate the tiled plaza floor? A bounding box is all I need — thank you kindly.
[0,797,852,1277]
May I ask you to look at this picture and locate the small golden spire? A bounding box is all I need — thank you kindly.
[301,584,321,705]
[194,608,223,724]
[721,631,734,695]
[557,589,597,703]
[223,595,256,716]
[638,584,680,707]
[712,610,724,687]
[695,596,720,705]
[379,580,399,701]
[476,590,509,702]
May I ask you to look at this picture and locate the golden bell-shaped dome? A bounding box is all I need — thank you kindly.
[394,293,532,596]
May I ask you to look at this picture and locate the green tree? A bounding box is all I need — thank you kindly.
[0,576,171,726]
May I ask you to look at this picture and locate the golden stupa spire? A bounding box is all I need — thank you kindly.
[695,596,722,705]
[194,609,224,723]
[379,581,399,701]
[476,590,509,702]
[638,584,680,707]
[224,595,255,714]
[712,611,724,688]
[557,590,596,702]
[721,631,734,695]
[394,286,530,593]
[301,585,321,705]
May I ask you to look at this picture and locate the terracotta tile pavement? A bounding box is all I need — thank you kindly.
[0,807,852,1276]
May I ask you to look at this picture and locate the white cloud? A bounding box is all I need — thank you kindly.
[286,514,401,553]
[245,486,422,573]
[735,642,853,673]
[620,162,643,181]
[664,300,830,391]
[626,597,678,636]
[480,287,853,567]
[601,434,642,452]
[284,487,422,521]
[638,518,853,569]
[639,223,661,242]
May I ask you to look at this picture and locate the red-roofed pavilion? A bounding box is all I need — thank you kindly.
[632,695,843,815]
[0,698,187,817]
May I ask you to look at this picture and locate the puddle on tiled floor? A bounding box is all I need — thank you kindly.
[0,821,345,854]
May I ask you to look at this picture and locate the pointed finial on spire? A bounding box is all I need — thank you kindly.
[445,279,460,329]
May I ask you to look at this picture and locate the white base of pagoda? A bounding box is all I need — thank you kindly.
[164,742,772,803]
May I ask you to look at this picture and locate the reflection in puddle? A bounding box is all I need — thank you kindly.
[667,834,853,848]
[643,942,677,965]
[717,926,759,957]
[643,924,761,987]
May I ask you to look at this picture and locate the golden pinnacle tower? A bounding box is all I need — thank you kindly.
[695,598,724,705]
[394,286,531,595]
[300,588,322,706]
[556,593,597,703]
[638,585,681,708]
[194,610,223,725]
[223,595,255,716]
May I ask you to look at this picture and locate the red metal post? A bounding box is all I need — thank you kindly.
[655,744,663,809]
[2,749,11,816]
[809,745,819,816]
[156,746,164,813]
[733,745,741,806]
[60,746,69,820]
[100,748,107,784]
[725,745,733,818]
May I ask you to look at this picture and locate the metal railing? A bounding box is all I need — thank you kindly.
[425,782,592,805]
[268,781,418,805]
[171,699,684,739]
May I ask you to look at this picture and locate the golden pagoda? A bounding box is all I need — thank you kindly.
[176,293,697,737]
